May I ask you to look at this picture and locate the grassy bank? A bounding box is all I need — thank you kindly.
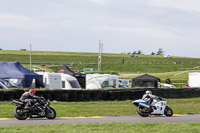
[0,122,200,133]
[1,50,200,74]
[1,98,200,118]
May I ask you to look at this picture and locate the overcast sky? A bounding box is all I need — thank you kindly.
[0,0,200,57]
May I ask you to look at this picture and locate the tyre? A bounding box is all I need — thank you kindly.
[137,106,149,117]
[46,107,56,119]
[164,106,173,117]
[14,106,28,120]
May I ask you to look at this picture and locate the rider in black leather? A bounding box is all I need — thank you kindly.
[20,89,43,110]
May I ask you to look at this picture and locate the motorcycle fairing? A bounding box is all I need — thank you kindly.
[150,100,167,115]
[133,99,148,105]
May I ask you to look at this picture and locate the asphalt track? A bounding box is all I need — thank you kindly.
[1,114,200,126]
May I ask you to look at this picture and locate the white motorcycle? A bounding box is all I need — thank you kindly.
[132,97,173,117]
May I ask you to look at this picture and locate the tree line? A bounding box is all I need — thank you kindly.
[121,48,165,55]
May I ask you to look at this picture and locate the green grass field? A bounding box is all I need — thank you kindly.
[0,122,200,133]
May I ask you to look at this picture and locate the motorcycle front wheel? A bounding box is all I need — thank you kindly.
[164,106,173,116]
[137,106,149,117]
[46,106,56,119]
[14,106,28,120]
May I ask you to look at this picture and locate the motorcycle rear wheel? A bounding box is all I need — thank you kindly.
[46,107,56,119]
[137,106,149,117]
[164,106,173,116]
[14,106,28,120]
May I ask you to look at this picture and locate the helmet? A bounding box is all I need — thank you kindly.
[29,89,35,95]
[145,90,152,95]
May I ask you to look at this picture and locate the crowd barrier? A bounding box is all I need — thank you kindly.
[0,88,200,101]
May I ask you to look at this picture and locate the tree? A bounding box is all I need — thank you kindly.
[157,48,164,55]
[151,52,155,55]
[137,50,142,54]
[132,51,137,54]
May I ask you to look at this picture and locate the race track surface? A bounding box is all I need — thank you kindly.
[1,114,200,126]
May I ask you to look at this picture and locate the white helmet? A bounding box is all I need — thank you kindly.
[145,90,152,95]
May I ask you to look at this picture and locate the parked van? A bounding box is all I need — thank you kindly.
[86,74,119,90]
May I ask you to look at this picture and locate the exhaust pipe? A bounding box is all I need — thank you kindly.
[139,103,150,109]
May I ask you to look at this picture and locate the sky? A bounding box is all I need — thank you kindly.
[0,0,200,57]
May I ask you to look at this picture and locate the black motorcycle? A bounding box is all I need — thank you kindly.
[11,98,56,120]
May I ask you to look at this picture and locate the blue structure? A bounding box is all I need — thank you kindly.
[0,62,43,88]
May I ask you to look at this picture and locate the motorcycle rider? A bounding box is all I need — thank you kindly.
[142,90,158,111]
[20,89,44,110]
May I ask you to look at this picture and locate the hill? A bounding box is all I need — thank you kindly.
[0,50,199,74]
[1,50,200,86]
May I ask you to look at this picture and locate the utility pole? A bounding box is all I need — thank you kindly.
[30,43,32,70]
[98,40,103,72]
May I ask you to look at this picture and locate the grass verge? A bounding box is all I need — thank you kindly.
[0,122,200,133]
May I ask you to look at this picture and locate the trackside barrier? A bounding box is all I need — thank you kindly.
[0,88,200,101]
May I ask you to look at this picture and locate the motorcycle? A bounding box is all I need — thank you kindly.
[11,98,56,120]
[132,97,173,117]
